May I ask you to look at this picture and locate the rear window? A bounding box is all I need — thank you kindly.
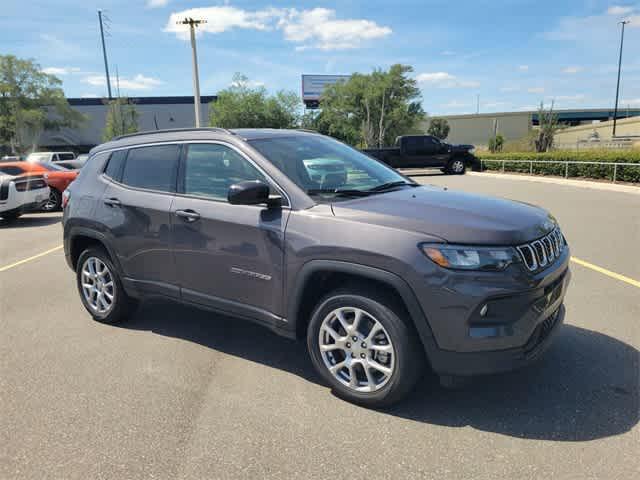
[120,145,179,192]
[58,153,75,160]
[104,150,127,180]
[0,166,25,176]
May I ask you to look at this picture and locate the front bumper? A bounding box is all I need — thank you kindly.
[425,304,565,376]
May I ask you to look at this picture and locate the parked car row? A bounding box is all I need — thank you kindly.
[0,157,83,222]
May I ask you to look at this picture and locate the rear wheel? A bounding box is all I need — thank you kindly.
[76,247,137,324]
[445,158,466,175]
[307,288,424,407]
[42,189,61,212]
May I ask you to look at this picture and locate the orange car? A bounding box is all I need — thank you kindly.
[0,161,79,211]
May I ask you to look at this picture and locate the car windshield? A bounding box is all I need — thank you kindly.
[39,163,66,171]
[248,135,412,199]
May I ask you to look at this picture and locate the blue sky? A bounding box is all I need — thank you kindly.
[2,0,639,114]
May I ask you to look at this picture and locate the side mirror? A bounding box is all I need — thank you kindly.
[228,181,282,207]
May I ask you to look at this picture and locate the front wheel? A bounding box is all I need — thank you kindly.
[307,288,424,408]
[445,158,466,175]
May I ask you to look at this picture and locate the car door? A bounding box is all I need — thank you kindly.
[98,144,180,298]
[171,142,290,324]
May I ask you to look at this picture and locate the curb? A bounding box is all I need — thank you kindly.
[467,171,640,195]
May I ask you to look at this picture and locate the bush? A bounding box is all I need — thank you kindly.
[488,134,505,153]
[478,151,640,183]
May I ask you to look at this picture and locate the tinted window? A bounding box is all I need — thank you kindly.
[104,150,127,180]
[121,145,179,192]
[0,166,24,175]
[40,163,66,171]
[58,153,75,160]
[183,144,270,201]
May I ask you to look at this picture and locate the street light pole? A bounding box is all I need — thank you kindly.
[613,20,630,138]
[98,9,112,99]
[177,18,207,128]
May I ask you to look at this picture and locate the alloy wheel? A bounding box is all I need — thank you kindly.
[318,307,396,392]
[81,257,115,315]
[452,160,465,173]
[42,190,58,211]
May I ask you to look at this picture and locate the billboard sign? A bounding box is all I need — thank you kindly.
[301,75,351,103]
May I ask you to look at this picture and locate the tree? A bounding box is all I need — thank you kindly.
[315,64,425,148]
[534,101,559,152]
[0,55,84,154]
[102,98,139,141]
[488,133,505,153]
[427,118,450,140]
[209,74,301,129]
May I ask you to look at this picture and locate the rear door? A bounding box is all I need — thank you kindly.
[170,142,289,322]
[98,144,180,297]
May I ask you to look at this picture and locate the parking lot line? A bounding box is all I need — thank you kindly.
[0,245,64,273]
[571,256,640,289]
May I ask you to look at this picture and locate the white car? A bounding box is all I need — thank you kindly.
[26,151,76,163]
[0,173,50,221]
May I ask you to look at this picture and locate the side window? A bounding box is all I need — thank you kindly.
[121,145,179,192]
[403,137,420,155]
[0,166,25,176]
[104,150,127,181]
[59,153,75,161]
[183,143,270,202]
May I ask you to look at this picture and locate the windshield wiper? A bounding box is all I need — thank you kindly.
[307,188,374,197]
[366,181,419,192]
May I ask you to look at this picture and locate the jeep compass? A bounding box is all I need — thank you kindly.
[63,128,570,407]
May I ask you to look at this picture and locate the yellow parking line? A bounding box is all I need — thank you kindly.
[571,256,640,289]
[0,245,64,273]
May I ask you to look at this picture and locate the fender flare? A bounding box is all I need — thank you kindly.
[65,225,122,273]
[287,260,434,346]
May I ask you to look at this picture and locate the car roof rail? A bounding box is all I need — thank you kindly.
[113,127,236,141]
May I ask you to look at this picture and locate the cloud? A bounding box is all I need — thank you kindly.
[518,65,529,71]
[552,94,586,102]
[230,79,265,88]
[500,86,520,92]
[562,66,583,74]
[42,66,81,75]
[621,98,640,106]
[607,6,634,15]
[416,72,479,88]
[164,6,391,50]
[83,74,163,91]
[441,50,455,56]
[441,100,471,109]
[147,0,169,8]
[528,87,545,94]
[546,8,639,43]
[80,93,100,98]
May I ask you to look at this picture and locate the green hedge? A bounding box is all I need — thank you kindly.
[478,151,640,183]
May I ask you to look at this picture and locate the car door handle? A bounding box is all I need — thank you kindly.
[103,197,121,207]
[175,209,200,222]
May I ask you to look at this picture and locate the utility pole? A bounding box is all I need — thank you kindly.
[476,94,480,115]
[177,17,207,127]
[98,9,112,99]
[613,20,630,137]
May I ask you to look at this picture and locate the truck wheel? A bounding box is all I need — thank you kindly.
[307,288,424,408]
[446,159,466,175]
[76,247,137,324]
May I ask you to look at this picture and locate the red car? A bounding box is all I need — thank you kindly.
[0,162,79,211]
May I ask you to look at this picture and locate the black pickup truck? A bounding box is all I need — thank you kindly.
[363,135,478,174]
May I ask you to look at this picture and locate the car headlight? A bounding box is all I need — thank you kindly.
[420,244,521,271]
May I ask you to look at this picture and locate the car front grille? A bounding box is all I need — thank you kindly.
[517,227,565,272]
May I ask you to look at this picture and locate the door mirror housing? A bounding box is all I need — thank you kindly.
[228,181,282,207]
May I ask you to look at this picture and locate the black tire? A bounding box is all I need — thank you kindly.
[307,287,424,408]
[76,247,137,324]
[445,158,466,175]
[43,188,61,212]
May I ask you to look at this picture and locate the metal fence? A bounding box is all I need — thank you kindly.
[479,159,640,183]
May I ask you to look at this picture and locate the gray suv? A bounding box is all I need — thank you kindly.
[63,128,571,407]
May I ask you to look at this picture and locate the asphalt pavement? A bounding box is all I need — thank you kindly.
[1,173,638,480]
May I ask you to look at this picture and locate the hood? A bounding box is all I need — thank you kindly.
[331,185,555,245]
[450,143,474,152]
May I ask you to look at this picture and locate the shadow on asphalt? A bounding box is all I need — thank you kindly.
[0,213,61,228]
[125,300,638,442]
